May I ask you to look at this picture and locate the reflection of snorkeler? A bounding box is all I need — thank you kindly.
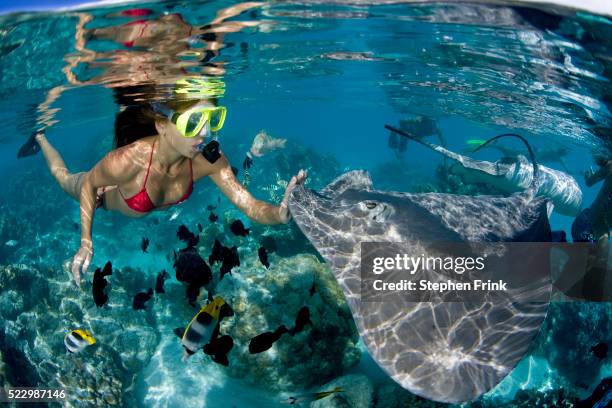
[68,2,265,83]
[28,1,265,133]
[25,89,306,287]
[242,130,287,185]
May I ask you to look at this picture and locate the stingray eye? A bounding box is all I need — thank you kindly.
[365,202,377,209]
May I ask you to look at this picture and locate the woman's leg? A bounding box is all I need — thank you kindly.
[36,133,86,201]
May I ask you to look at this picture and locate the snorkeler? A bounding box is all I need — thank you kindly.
[24,80,306,287]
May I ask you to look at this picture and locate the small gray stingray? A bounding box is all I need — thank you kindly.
[289,136,552,403]
[389,126,582,217]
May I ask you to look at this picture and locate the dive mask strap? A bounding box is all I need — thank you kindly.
[151,102,177,121]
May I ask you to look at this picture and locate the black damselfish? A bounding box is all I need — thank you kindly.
[92,261,112,307]
[177,224,199,248]
[289,307,312,336]
[248,325,289,354]
[220,246,240,280]
[209,212,218,223]
[155,270,170,294]
[230,220,250,236]
[174,246,213,306]
[141,237,150,253]
[258,246,270,269]
[208,239,240,280]
[209,238,225,265]
[133,288,154,310]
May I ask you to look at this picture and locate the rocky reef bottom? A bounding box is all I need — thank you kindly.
[0,248,363,407]
[1,254,608,407]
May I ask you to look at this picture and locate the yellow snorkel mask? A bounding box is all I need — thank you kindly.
[152,104,227,137]
[152,76,227,138]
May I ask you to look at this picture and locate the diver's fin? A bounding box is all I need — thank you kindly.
[17,132,41,159]
[466,139,486,147]
[173,327,185,338]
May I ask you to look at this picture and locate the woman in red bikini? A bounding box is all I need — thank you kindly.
[32,95,306,287]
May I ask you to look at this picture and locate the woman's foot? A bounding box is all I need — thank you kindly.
[17,132,43,158]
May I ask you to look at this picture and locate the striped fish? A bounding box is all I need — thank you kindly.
[64,329,96,353]
[175,296,234,362]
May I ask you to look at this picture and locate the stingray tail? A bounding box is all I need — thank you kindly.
[472,133,539,195]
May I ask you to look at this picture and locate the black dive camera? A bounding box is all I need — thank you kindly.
[201,140,220,163]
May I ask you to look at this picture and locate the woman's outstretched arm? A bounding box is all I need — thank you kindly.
[194,152,306,225]
[71,144,141,286]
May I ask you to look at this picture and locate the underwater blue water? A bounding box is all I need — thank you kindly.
[0,1,610,407]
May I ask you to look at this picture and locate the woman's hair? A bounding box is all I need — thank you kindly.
[114,105,158,148]
[112,85,215,148]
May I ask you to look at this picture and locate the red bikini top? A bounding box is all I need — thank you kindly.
[122,19,149,48]
[120,141,193,213]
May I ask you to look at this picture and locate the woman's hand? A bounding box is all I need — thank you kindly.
[71,238,93,287]
[278,169,307,224]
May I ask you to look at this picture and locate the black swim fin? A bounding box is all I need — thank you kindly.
[17,132,41,158]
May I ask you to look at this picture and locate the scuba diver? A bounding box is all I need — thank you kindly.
[580,155,612,242]
[242,130,287,186]
[556,155,611,301]
[19,78,307,287]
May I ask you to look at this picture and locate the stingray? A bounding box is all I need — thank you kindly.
[387,125,582,217]
[288,134,553,403]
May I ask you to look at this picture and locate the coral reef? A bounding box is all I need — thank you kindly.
[0,249,360,405]
[216,253,361,391]
[0,263,153,406]
[470,388,579,408]
[533,302,612,387]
